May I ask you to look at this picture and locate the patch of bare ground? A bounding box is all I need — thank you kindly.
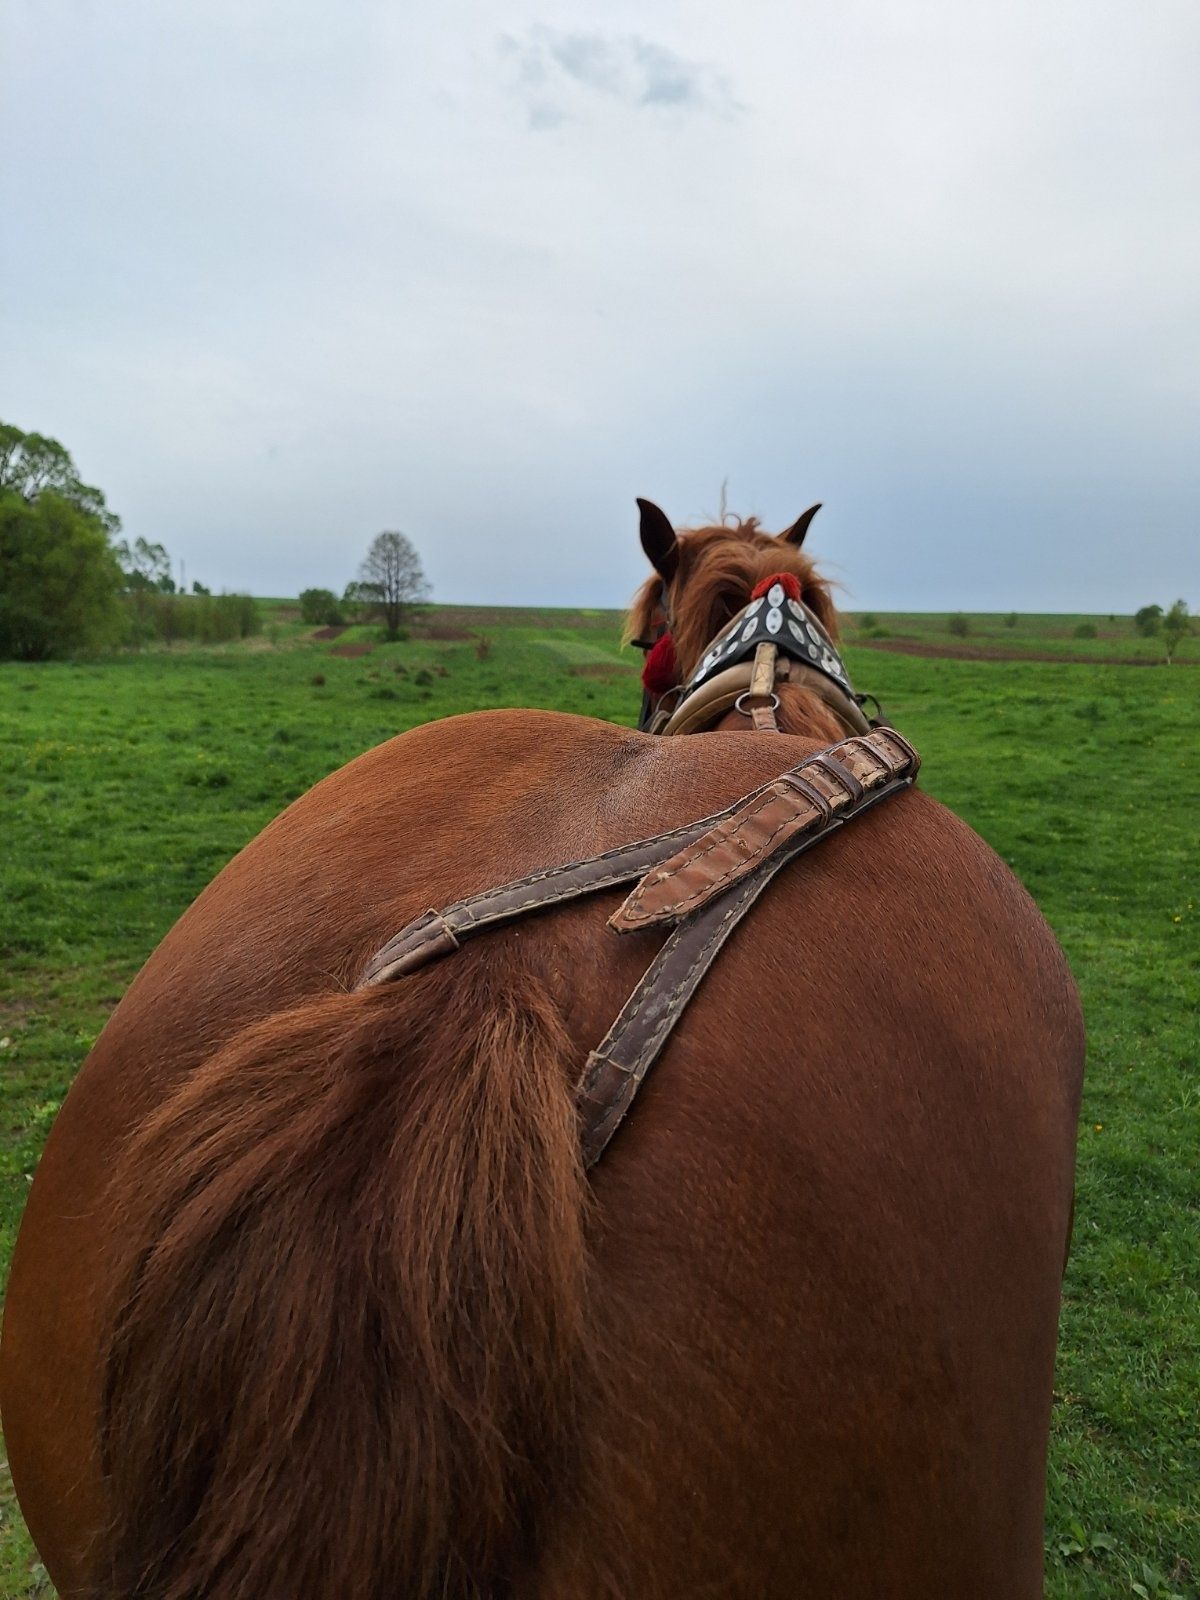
[330,643,373,658]
[853,639,1196,666]
[569,662,637,678]
[311,626,347,640]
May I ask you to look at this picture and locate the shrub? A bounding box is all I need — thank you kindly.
[413,668,434,687]
[299,587,344,626]
[0,490,124,659]
[1134,604,1162,637]
[1004,612,1018,629]
[127,591,262,646]
[1073,622,1097,639]
[475,635,493,661]
[948,613,970,638]
[311,673,326,687]
[858,613,877,633]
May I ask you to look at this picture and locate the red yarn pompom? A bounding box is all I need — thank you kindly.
[641,632,678,695]
[751,571,803,602]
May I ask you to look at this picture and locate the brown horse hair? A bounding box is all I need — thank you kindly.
[626,517,840,684]
[91,951,596,1600]
[626,517,846,742]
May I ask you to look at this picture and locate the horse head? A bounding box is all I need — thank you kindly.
[628,499,856,739]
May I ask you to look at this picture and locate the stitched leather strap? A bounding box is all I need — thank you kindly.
[578,731,918,1165]
[356,727,920,1166]
[359,785,792,985]
[611,731,909,932]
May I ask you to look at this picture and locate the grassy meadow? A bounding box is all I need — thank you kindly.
[0,606,1197,1598]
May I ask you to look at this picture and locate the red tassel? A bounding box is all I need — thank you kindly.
[751,571,802,602]
[641,632,678,695]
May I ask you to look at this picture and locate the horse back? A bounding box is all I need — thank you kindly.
[2,709,1083,1599]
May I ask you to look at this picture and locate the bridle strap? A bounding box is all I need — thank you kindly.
[357,728,920,1166]
[658,657,871,739]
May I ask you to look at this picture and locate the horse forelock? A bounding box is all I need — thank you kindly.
[627,520,839,687]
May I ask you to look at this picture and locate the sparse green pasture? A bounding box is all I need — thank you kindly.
[1,612,1196,1598]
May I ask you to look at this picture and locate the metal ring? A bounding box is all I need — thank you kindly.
[733,691,780,718]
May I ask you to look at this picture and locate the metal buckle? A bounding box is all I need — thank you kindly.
[733,691,781,718]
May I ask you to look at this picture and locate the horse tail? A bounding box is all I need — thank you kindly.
[92,954,593,1600]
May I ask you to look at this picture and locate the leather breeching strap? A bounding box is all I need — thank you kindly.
[358,727,920,1167]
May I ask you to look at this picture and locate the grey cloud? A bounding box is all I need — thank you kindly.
[3,1,1197,614]
[501,27,740,126]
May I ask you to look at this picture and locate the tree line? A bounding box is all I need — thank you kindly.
[0,421,260,660]
[1,419,434,660]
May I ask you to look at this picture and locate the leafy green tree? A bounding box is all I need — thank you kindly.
[0,423,119,534]
[114,537,173,593]
[948,612,970,637]
[356,531,430,639]
[0,491,124,659]
[0,420,124,659]
[299,586,344,626]
[1162,599,1191,664]
[1134,604,1162,637]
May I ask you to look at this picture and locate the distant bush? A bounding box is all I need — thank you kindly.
[311,673,326,687]
[1073,622,1097,639]
[1004,612,1018,629]
[475,635,493,661]
[858,613,878,632]
[130,591,262,646]
[413,668,434,687]
[948,613,970,638]
[1134,604,1162,637]
[299,587,344,626]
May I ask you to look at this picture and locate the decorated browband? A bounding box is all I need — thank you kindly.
[678,579,856,704]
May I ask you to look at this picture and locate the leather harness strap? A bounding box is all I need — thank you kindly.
[358,727,920,1167]
[359,788,786,986]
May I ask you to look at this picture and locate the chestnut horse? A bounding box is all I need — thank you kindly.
[1,503,1083,1600]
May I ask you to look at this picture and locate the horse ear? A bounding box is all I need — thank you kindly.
[637,498,679,584]
[779,503,822,547]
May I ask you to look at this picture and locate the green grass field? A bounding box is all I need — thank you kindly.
[1,610,1197,1597]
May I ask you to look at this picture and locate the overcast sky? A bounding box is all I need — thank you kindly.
[4,0,1198,611]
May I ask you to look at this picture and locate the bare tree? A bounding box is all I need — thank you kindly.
[355,531,430,639]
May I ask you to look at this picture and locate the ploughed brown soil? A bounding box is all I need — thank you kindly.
[330,643,373,658]
[421,625,475,641]
[311,626,347,640]
[852,639,1192,667]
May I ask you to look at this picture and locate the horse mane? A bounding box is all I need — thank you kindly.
[626,517,840,686]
